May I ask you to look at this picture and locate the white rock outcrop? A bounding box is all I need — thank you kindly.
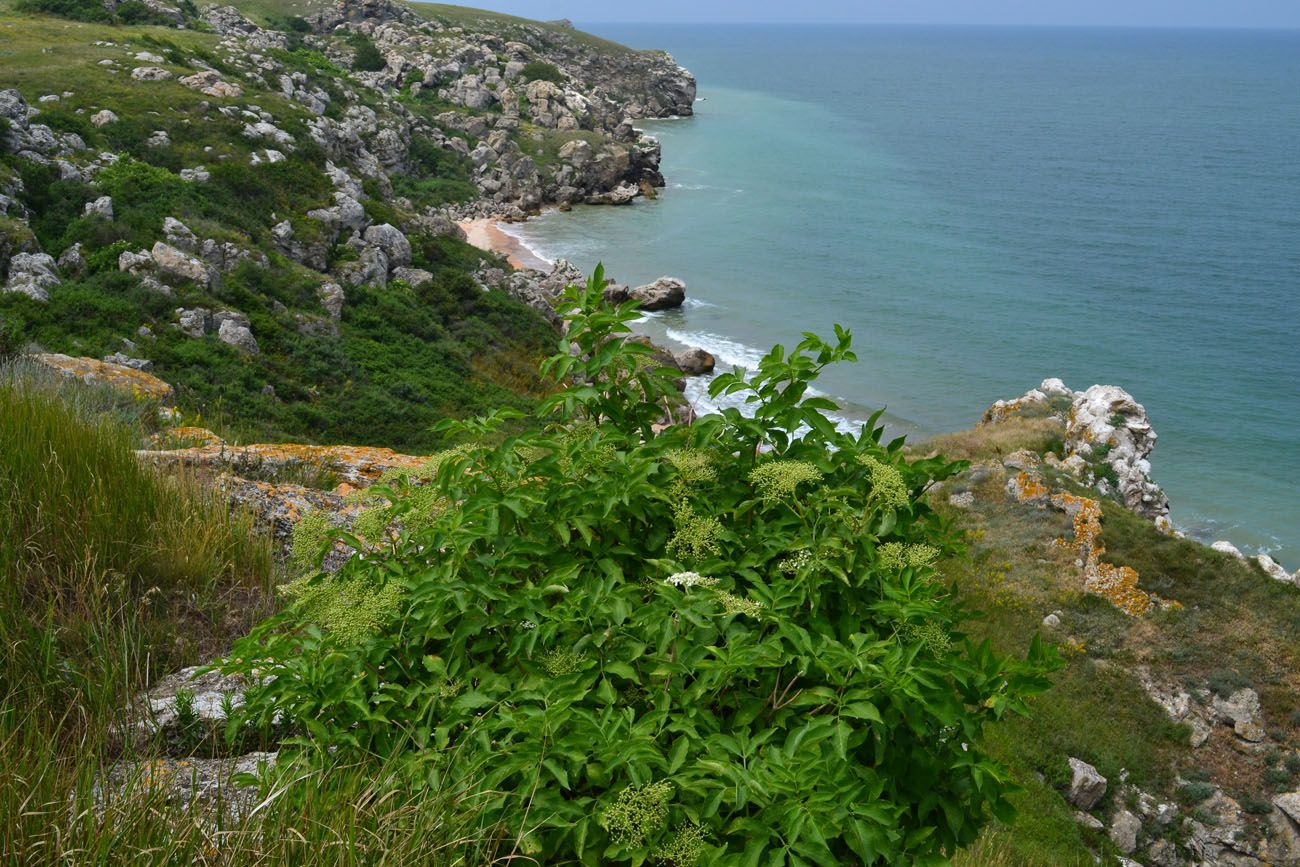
[1065,384,1170,525]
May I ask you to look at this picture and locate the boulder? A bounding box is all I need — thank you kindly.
[1109,809,1142,854]
[217,318,259,354]
[317,282,345,320]
[175,307,211,338]
[33,353,173,401]
[362,223,412,268]
[629,276,686,311]
[1212,540,1246,559]
[1002,449,1040,471]
[1211,688,1265,742]
[1255,554,1296,585]
[162,217,196,251]
[91,109,119,127]
[3,252,60,302]
[131,66,173,82]
[151,241,214,288]
[179,70,243,99]
[83,195,114,220]
[1066,758,1107,810]
[57,242,85,276]
[674,346,715,375]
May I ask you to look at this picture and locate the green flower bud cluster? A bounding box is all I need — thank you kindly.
[877,542,940,572]
[901,619,952,657]
[602,780,673,847]
[857,455,910,510]
[654,822,707,866]
[747,460,822,501]
[280,573,404,644]
[667,502,722,562]
[540,647,586,677]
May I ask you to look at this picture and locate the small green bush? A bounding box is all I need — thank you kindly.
[347,32,386,72]
[225,269,1061,865]
[522,59,565,85]
[1177,781,1216,804]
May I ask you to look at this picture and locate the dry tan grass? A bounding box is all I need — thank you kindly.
[913,417,1066,464]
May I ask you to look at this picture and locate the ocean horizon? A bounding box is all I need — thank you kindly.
[499,23,1299,567]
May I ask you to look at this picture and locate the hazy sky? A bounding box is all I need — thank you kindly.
[449,0,1300,28]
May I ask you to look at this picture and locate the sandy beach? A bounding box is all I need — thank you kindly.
[456,218,553,271]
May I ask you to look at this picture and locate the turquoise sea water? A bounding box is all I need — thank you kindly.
[504,25,1300,566]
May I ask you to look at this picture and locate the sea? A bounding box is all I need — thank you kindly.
[499,24,1300,567]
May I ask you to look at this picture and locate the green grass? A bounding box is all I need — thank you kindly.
[0,359,280,859]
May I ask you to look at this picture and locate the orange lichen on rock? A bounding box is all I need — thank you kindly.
[1055,494,1180,616]
[34,353,175,402]
[217,473,360,541]
[1007,470,1051,505]
[138,441,429,486]
[981,394,1041,425]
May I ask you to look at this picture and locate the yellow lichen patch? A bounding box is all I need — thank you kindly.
[1055,494,1180,616]
[141,442,429,485]
[980,394,1042,425]
[1008,470,1050,504]
[34,353,174,401]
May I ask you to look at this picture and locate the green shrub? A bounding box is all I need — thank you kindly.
[347,32,386,72]
[224,269,1061,865]
[15,0,113,23]
[521,59,565,85]
[1177,781,1216,805]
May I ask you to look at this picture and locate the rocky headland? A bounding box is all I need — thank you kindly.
[2,2,1298,864]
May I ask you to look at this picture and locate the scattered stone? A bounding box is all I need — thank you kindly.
[1042,613,1060,628]
[1067,758,1107,810]
[1073,811,1104,831]
[1109,809,1142,854]
[217,317,259,354]
[1254,554,1296,585]
[1211,540,1246,559]
[130,66,173,82]
[1002,449,1040,471]
[102,352,154,372]
[1211,688,1265,742]
[179,70,243,99]
[146,129,170,148]
[91,109,119,126]
[947,491,975,509]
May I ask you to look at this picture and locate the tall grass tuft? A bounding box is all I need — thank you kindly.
[0,360,276,863]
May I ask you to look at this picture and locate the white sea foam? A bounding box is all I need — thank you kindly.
[493,222,555,268]
[665,328,861,436]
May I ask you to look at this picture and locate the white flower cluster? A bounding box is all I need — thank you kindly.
[665,571,718,588]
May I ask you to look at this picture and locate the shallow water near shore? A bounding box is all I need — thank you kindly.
[505,24,1300,566]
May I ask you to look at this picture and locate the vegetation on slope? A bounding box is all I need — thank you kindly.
[0,360,276,860]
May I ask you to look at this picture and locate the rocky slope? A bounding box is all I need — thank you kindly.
[0,0,695,447]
